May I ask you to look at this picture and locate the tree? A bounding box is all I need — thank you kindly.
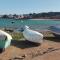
[2,15,9,18]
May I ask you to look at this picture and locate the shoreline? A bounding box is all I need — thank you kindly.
[29,18,60,20]
[0,18,60,20]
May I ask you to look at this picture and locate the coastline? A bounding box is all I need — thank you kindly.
[0,18,60,20]
[29,18,60,20]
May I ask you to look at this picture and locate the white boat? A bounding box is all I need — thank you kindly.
[21,25,43,43]
[0,30,12,51]
[49,26,60,37]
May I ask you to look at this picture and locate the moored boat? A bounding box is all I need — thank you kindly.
[49,26,60,37]
[20,25,43,44]
[0,30,12,52]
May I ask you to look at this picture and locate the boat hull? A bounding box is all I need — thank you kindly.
[52,33,60,37]
[49,26,60,37]
[0,30,12,51]
[23,30,43,44]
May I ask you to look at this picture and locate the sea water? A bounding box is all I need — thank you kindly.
[0,19,60,31]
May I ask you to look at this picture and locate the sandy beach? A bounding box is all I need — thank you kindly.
[0,31,60,60]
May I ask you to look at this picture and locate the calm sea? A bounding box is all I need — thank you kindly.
[0,19,60,31]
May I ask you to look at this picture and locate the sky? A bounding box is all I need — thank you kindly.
[0,0,60,14]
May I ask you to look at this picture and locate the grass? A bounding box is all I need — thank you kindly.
[4,30,24,40]
[11,32,24,40]
[2,28,24,40]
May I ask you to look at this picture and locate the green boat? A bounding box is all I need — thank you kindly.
[0,30,12,52]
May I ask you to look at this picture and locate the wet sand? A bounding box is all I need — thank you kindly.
[0,31,60,60]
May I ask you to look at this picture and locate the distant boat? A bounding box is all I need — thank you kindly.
[0,30,12,51]
[11,21,15,24]
[21,25,43,44]
[49,26,60,37]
